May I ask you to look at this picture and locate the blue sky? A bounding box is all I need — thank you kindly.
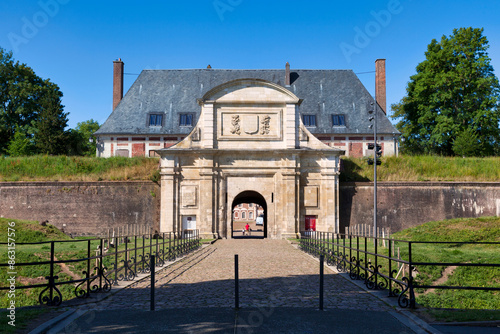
[1,0,499,129]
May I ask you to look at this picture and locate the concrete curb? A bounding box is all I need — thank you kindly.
[28,309,76,334]
[46,310,88,334]
[431,320,500,327]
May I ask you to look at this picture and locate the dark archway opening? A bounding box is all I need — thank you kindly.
[231,191,267,239]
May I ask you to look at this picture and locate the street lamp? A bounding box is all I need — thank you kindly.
[368,100,378,240]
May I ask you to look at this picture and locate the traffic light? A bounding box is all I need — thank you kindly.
[367,143,382,165]
[375,144,382,158]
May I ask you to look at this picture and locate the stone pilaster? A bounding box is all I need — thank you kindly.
[160,156,177,234]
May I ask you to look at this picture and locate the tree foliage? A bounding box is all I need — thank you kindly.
[391,27,500,156]
[73,119,100,156]
[0,47,69,155]
[6,126,35,157]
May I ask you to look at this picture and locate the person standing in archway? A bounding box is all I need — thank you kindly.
[245,223,250,236]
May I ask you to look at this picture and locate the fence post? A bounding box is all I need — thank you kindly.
[235,254,239,310]
[149,231,153,259]
[99,238,104,290]
[125,236,128,280]
[142,234,145,272]
[356,235,360,279]
[134,235,137,274]
[155,235,159,261]
[169,232,172,260]
[86,240,91,296]
[408,242,415,308]
[349,233,352,266]
[162,233,165,263]
[114,238,118,285]
[319,254,324,311]
[150,255,155,311]
[364,236,368,282]
[388,237,393,296]
[49,241,55,304]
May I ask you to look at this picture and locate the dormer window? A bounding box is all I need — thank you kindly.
[180,113,194,127]
[332,114,346,126]
[303,115,316,127]
[149,114,163,127]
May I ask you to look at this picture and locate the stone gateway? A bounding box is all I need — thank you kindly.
[156,79,344,239]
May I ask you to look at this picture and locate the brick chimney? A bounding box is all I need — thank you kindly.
[285,62,290,86]
[375,59,386,114]
[113,58,124,110]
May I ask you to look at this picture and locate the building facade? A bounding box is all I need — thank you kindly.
[233,203,264,221]
[155,78,344,239]
[94,60,399,158]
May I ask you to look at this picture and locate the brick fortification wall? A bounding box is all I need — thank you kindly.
[340,182,500,233]
[0,182,160,236]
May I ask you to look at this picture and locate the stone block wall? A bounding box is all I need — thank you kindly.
[0,181,160,236]
[340,182,500,233]
[1,181,498,237]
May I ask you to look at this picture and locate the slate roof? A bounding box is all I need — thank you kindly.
[95,69,399,136]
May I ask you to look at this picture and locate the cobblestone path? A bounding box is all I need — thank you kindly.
[77,240,390,311]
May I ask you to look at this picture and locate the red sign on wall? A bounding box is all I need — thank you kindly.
[305,215,317,231]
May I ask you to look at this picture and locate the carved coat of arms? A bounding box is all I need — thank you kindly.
[243,115,259,134]
[229,114,271,135]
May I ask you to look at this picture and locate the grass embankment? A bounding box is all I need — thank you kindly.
[0,219,73,333]
[341,155,500,182]
[297,217,500,322]
[392,216,500,322]
[0,155,159,182]
[1,155,500,182]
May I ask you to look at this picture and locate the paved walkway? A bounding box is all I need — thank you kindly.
[39,240,428,333]
[75,239,389,311]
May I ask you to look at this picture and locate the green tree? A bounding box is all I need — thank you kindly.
[391,27,500,156]
[33,87,69,155]
[6,126,35,156]
[73,119,100,156]
[0,47,68,155]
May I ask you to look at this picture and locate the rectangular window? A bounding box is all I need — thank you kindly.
[332,114,346,126]
[249,211,253,219]
[179,114,193,126]
[149,114,163,127]
[242,212,246,219]
[303,115,316,127]
[115,149,129,157]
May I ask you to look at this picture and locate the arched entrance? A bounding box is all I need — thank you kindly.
[231,191,267,238]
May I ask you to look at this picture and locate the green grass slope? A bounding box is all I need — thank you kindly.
[0,218,70,243]
[392,217,500,319]
[341,155,500,182]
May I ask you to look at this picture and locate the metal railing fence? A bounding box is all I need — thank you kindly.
[299,231,500,308]
[0,230,201,306]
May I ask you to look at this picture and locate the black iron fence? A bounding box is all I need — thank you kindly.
[0,230,201,307]
[299,231,500,309]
